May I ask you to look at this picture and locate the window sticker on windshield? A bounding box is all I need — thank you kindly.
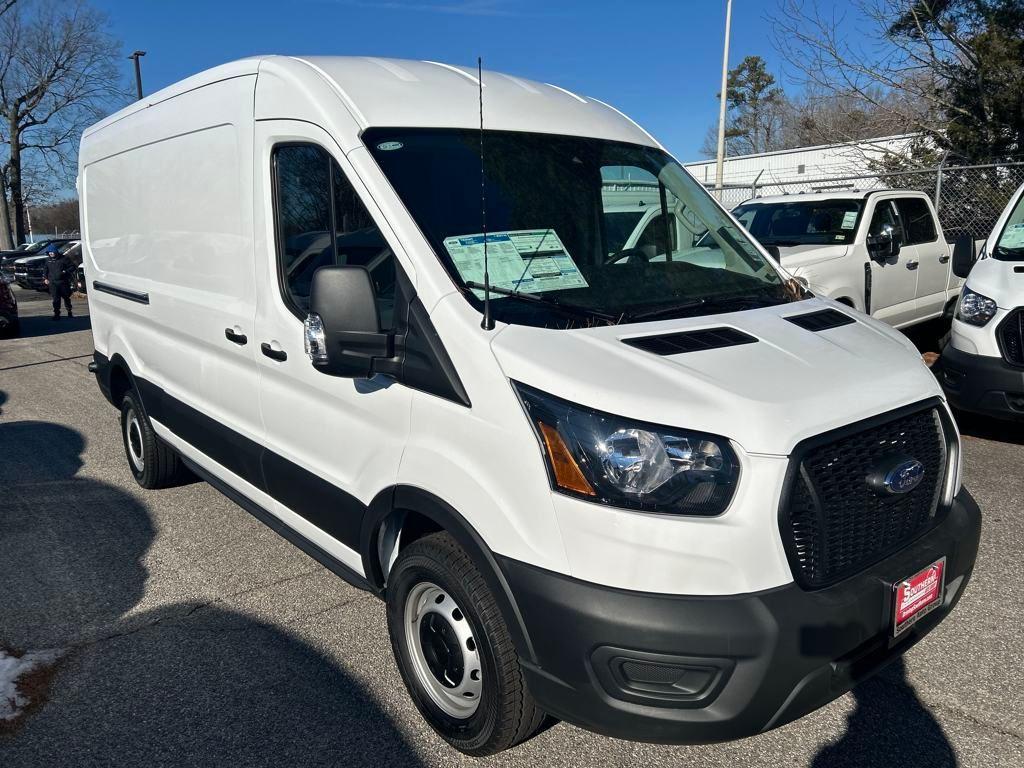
[1000,222,1024,249]
[443,229,589,298]
[841,211,858,229]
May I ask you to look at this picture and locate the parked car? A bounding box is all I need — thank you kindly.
[939,181,1024,420]
[80,56,981,756]
[13,240,80,290]
[731,191,965,329]
[2,240,75,282]
[0,277,17,336]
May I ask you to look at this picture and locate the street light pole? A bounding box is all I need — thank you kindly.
[129,50,146,100]
[714,0,733,201]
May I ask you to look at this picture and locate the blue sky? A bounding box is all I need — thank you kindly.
[92,0,798,162]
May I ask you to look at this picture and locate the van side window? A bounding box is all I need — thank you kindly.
[273,143,396,328]
[894,197,937,245]
[868,200,904,244]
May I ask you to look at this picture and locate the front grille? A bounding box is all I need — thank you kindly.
[997,308,1024,367]
[780,403,949,589]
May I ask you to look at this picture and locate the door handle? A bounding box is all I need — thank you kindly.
[906,261,919,270]
[261,342,287,362]
[939,254,950,263]
[224,327,248,345]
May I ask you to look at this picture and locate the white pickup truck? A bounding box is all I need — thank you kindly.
[731,190,967,329]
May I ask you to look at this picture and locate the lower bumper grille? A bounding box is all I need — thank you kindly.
[779,401,952,589]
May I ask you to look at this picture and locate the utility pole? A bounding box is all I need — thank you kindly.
[129,50,146,100]
[714,0,733,201]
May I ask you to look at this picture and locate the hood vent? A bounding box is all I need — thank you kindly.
[784,308,856,332]
[623,327,758,356]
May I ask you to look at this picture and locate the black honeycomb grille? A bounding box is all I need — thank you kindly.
[780,404,949,589]
[997,309,1024,367]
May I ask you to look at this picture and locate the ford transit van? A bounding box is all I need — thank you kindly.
[80,57,981,755]
[941,181,1024,420]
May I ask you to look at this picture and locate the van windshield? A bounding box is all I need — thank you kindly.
[731,200,863,246]
[994,190,1024,261]
[365,128,803,327]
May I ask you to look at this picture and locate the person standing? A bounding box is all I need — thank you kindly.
[43,244,73,320]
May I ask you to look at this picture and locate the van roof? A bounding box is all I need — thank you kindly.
[84,55,661,149]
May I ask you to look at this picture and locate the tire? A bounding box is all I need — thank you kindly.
[120,389,186,489]
[386,532,545,756]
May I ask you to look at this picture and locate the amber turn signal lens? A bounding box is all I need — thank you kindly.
[538,422,596,497]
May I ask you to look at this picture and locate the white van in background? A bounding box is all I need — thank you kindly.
[79,56,980,755]
[732,190,967,328]
[939,182,1024,420]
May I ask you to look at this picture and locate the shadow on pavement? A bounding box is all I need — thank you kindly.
[0,420,426,767]
[15,312,90,338]
[811,658,957,768]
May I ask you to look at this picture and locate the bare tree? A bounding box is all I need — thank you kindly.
[0,0,125,247]
[770,0,1024,166]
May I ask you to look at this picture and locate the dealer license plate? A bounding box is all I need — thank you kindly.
[893,557,945,638]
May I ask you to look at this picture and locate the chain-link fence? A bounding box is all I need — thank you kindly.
[706,161,1024,241]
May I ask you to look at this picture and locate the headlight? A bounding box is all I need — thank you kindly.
[514,382,740,516]
[955,286,997,327]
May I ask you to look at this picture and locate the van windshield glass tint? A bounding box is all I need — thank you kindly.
[365,128,800,327]
[731,200,863,246]
[994,191,1024,261]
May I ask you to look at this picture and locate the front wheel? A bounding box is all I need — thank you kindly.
[386,532,546,756]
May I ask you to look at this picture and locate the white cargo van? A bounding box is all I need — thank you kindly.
[731,191,967,328]
[940,182,1024,420]
[80,57,980,755]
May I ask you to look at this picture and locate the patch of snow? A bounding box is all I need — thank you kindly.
[0,648,63,721]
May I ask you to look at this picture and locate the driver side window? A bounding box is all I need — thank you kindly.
[273,143,396,328]
[868,200,903,243]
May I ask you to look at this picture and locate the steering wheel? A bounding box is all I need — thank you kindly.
[605,247,651,266]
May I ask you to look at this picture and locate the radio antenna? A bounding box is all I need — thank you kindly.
[478,56,494,331]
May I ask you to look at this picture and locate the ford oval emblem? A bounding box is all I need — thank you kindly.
[866,455,925,496]
[884,459,925,495]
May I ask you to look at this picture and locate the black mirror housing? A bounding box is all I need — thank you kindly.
[866,226,900,263]
[309,265,396,378]
[951,233,976,279]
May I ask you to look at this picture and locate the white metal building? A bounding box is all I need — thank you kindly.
[682,134,919,188]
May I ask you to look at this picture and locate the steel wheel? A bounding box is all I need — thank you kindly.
[403,581,482,719]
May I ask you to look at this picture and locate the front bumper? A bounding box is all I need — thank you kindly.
[499,488,981,744]
[939,343,1024,421]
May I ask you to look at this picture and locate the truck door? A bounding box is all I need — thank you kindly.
[252,120,412,572]
[896,196,948,317]
[865,198,919,326]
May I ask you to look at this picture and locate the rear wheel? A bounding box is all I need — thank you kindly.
[386,532,545,756]
[120,389,186,489]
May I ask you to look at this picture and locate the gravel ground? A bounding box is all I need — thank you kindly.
[0,286,1021,768]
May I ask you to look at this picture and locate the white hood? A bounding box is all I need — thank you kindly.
[964,257,1024,309]
[491,298,940,456]
[778,243,850,270]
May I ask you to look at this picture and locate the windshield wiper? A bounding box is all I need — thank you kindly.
[759,239,805,247]
[463,281,620,323]
[994,245,1024,260]
[627,294,782,322]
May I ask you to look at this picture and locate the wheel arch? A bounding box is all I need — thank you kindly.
[362,485,538,665]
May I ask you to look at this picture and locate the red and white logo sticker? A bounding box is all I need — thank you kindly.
[893,558,945,637]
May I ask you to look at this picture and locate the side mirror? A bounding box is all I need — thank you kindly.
[305,265,395,378]
[951,232,976,279]
[866,224,900,263]
[764,244,781,261]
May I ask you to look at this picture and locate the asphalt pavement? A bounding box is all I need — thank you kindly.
[1,286,1022,768]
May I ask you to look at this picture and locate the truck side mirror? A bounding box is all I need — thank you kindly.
[305,265,396,378]
[866,224,900,263]
[951,233,976,279]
